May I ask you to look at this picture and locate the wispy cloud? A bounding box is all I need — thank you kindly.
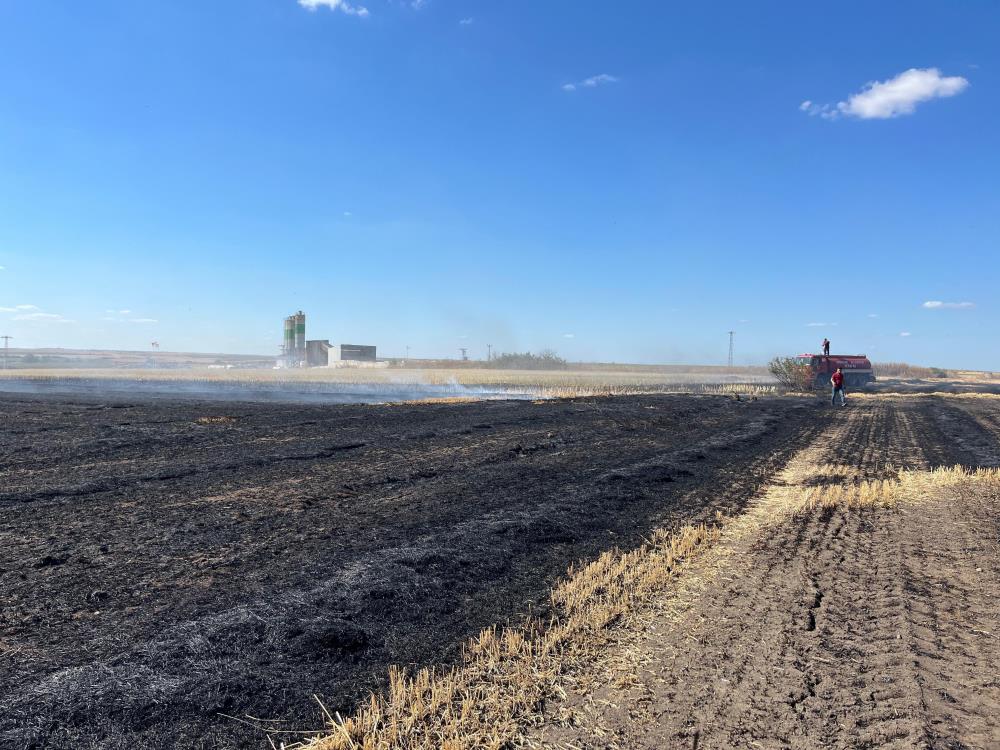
[102,310,157,323]
[297,0,369,17]
[563,333,575,339]
[802,68,969,120]
[562,73,619,92]
[867,313,879,318]
[922,300,974,309]
[13,311,76,324]
[806,322,837,327]
[459,17,473,25]
[900,332,912,337]
[2,304,39,312]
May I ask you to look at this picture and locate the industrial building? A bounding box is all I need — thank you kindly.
[277,311,378,368]
[328,344,386,368]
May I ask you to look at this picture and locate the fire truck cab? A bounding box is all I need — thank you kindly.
[796,354,876,389]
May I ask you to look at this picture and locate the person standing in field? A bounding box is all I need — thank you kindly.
[831,368,846,406]
[822,338,830,356]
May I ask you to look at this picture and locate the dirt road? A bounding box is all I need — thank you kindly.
[2,392,815,749]
[530,394,1000,750]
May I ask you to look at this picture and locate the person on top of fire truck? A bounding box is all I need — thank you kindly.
[822,338,830,356]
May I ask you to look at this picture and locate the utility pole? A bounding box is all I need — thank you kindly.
[487,343,492,362]
[405,345,410,362]
[1,335,11,370]
[727,331,734,369]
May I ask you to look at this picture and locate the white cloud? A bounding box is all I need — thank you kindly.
[803,68,969,120]
[563,333,575,339]
[839,68,968,119]
[867,313,879,318]
[922,300,974,309]
[459,17,473,25]
[15,304,39,310]
[562,73,618,92]
[13,312,75,323]
[900,332,912,337]
[343,211,352,217]
[806,322,837,327]
[298,0,369,17]
[800,101,835,118]
[411,0,426,8]
[102,311,157,323]
[0,265,5,270]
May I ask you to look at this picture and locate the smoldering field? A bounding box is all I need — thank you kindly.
[0,366,776,403]
[2,381,800,749]
[5,374,999,749]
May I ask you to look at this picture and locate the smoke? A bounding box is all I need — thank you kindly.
[0,376,535,404]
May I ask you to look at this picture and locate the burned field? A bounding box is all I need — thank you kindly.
[4,388,1000,749]
[2,391,816,749]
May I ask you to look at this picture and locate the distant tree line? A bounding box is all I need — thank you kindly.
[873,362,949,379]
[487,350,568,370]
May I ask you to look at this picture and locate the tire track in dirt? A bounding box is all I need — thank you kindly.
[900,485,1000,748]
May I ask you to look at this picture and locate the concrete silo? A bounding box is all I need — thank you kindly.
[283,316,295,360]
[294,311,306,363]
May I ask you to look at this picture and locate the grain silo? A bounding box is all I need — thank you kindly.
[294,311,306,360]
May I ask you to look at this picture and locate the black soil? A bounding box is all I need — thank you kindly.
[1,392,821,749]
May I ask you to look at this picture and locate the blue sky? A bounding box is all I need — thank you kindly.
[1,1,997,368]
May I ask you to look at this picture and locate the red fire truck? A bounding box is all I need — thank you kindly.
[796,354,876,388]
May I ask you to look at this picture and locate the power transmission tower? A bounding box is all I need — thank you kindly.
[1,335,11,370]
[487,343,492,362]
[459,347,468,361]
[727,331,734,369]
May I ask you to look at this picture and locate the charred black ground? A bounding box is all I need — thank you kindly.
[0,391,858,748]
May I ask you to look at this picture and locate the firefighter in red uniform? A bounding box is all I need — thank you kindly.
[831,368,846,407]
